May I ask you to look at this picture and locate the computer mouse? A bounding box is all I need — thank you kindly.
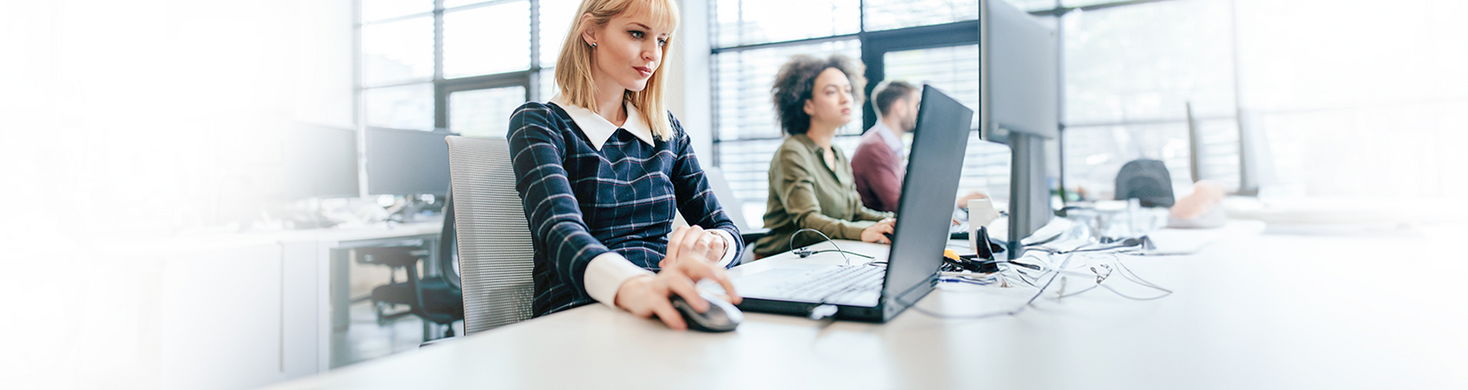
[669,291,742,332]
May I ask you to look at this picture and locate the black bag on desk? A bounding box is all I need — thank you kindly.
[1115,159,1175,207]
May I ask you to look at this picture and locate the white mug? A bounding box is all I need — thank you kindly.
[967,198,997,253]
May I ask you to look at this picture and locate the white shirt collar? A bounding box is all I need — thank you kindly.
[871,122,905,157]
[549,95,655,150]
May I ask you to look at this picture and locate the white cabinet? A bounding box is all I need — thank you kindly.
[280,241,327,375]
[154,240,323,389]
[138,222,439,389]
[158,242,284,389]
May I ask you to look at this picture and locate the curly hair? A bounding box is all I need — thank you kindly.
[770,54,866,135]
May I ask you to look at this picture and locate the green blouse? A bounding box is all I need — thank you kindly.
[755,134,895,257]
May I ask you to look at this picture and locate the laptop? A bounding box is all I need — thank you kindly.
[732,85,975,322]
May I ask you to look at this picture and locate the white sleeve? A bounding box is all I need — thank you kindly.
[583,252,655,308]
[711,229,739,268]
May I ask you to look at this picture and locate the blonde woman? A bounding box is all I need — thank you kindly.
[506,0,741,330]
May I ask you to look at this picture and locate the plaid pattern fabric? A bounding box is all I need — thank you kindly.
[507,102,743,316]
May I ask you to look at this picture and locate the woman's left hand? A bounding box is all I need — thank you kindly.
[659,225,727,268]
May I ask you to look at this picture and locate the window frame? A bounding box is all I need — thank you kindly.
[354,0,556,133]
[707,10,983,167]
[707,0,1253,216]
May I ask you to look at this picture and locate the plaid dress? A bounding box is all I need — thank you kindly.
[506,101,743,316]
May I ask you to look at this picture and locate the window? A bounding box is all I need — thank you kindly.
[449,86,529,137]
[863,0,978,31]
[1062,122,1193,199]
[709,0,1464,227]
[1230,0,1468,198]
[881,44,981,128]
[442,1,531,78]
[881,44,1016,198]
[713,40,864,142]
[1057,0,1240,197]
[1040,0,1468,200]
[711,39,864,217]
[355,0,574,134]
[360,16,434,86]
[363,83,435,130]
[713,0,861,47]
[710,0,984,228]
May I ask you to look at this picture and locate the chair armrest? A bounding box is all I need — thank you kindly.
[419,336,459,348]
[739,228,769,244]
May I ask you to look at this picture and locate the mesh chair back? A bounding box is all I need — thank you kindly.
[700,167,750,231]
[445,136,535,334]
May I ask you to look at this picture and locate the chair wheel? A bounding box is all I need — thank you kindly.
[374,301,389,326]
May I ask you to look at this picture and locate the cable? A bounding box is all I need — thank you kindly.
[791,227,1173,320]
[1109,254,1174,299]
[937,272,1000,286]
[788,228,858,265]
[803,249,874,259]
[1026,239,1148,255]
[1049,253,1173,301]
[892,251,1078,320]
[897,239,1177,319]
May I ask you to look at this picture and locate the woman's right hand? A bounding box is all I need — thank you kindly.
[861,218,896,244]
[613,264,741,330]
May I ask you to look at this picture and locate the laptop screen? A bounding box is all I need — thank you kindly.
[881,85,976,318]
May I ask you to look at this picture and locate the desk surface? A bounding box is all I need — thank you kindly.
[79,219,445,257]
[274,221,1468,389]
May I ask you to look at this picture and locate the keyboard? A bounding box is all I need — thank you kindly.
[740,264,884,306]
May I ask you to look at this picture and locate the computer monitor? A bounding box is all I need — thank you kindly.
[280,124,360,200]
[979,0,1060,257]
[1186,103,1272,196]
[365,127,453,196]
[981,0,1059,140]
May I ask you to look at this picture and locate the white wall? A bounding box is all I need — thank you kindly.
[0,0,356,388]
[0,0,356,240]
[667,0,714,161]
[1234,0,1468,200]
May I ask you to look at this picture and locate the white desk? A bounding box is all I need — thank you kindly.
[52,221,443,389]
[272,221,1468,389]
[278,221,445,370]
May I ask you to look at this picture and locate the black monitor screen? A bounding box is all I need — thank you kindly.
[365,128,452,196]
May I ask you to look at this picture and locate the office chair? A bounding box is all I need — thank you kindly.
[444,136,536,335]
[1115,159,1176,208]
[358,240,464,341]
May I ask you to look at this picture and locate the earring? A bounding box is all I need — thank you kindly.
[589,42,597,48]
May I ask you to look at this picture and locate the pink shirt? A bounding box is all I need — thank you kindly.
[851,124,906,213]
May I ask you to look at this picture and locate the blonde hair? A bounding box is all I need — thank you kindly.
[554,0,679,140]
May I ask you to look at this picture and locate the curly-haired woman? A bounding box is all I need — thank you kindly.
[753,54,895,258]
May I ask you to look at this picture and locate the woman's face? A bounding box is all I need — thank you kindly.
[584,9,670,93]
[803,67,855,129]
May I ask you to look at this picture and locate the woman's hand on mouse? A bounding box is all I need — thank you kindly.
[617,226,742,330]
[615,263,741,330]
[614,272,702,330]
[861,218,896,244]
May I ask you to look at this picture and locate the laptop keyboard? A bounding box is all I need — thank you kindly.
[772,265,885,303]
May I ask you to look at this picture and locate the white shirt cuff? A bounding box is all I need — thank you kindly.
[583,252,655,308]
[711,229,738,268]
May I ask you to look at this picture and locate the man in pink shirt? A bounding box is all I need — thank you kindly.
[853,81,990,214]
[852,80,919,213]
